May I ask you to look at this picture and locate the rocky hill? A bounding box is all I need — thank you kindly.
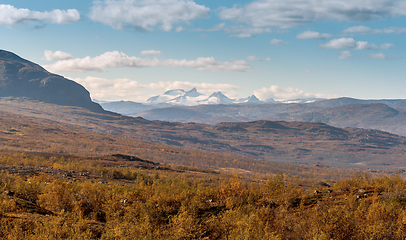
[0,50,104,112]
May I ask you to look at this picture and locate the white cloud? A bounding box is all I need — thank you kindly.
[356,41,378,50]
[44,51,250,73]
[368,53,387,60]
[343,25,406,34]
[219,0,406,29]
[0,4,80,26]
[89,0,210,31]
[343,25,373,34]
[140,50,162,56]
[253,85,334,101]
[338,51,352,60]
[246,56,260,61]
[44,50,73,61]
[381,43,395,49]
[302,70,314,73]
[296,30,332,39]
[195,22,226,32]
[72,77,239,101]
[269,39,288,46]
[246,56,270,61]
[195,23,271,38]
[380,27,406,34]
[226,26,271,38]
[320,38,356,49]
[320,38,377,50]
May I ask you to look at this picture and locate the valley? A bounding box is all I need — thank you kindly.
[2,97,406,170]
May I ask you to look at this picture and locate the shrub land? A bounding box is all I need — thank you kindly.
[1,153,406,239]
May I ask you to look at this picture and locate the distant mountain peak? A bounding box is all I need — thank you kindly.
[207,91,234,104]
[164,89,185,96]
[144,88,266,106]
[208,91,224,97]
[247,95,260,102]
[184,87,203,97]
[147,95,160,102]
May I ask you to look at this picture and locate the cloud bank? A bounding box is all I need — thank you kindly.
[367,53,387,60]
[195,23,271,38]
[44,51,250,73]
[338,51,352,60]
[343,25,406,34]
[0,4,80,25]
[320,38,377,50]
[253,85,334,101]
[269,39,288,46]
[246,56,270,61]
[296,31,332,39]
[219,0,406,29]
[89,0,210,31]
[380,43,395,49]
[44,50,73,61]
[140,50,162,56]
[73,77,239,101]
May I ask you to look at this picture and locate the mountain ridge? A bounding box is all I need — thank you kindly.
[128,98,406,137]
[0,49,104,113]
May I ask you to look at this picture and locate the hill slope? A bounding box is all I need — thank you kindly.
[0,50,103,112]
[297,103,406,135]
[2,98,406,169]
[134,99,406,136]
[0,108,364,180]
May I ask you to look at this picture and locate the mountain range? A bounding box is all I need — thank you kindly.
[146,87,263,105]
[100,88,270,114]
[100,91,406,137]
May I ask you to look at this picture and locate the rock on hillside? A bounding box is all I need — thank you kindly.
[0,50,104,112]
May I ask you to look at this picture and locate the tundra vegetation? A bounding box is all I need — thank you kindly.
[1,153,406,239]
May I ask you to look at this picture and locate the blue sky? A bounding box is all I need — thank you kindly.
[1,0,406,102]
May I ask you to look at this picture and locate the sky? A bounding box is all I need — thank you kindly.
[1,0,406,102]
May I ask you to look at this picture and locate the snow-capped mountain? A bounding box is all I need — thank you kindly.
[147,89,186,104]
[200,92,235,104]
[147,88,246,106]
[235,95,262,104]
[279,98,326,104]
[184,88,203,98]
[110,88,325,108]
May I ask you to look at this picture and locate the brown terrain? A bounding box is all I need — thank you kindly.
[1,98,406,171]
[134,99,406,136]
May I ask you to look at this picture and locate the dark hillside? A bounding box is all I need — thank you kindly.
[0,50,104,113]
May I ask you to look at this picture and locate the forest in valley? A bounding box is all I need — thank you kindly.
[1,152,406,239]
